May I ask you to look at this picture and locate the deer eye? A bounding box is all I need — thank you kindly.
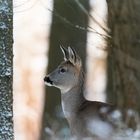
[59,68,66,73]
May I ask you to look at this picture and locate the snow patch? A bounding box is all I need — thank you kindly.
[87,118,113,138]
[110,110,122,120]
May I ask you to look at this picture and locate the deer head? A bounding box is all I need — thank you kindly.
[44,46,82,93]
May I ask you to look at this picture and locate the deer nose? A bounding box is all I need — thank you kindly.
[44,76,53,85]
[44,76,48,82]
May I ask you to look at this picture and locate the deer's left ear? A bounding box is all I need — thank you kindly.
[60,45,69,61]
[68,47,82,68]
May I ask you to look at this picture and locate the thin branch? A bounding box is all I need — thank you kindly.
[13,0,39,13]
[74,0,109,34]
[39,0,110,39]
[14,0,32,8]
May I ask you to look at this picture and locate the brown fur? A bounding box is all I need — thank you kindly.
[44,47,116,139]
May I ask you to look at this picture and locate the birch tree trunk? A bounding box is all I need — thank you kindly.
[0,0,13,139]
[107,0,140,129]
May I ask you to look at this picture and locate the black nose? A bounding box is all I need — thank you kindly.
[44,76,53,85]
[44,76,48,82]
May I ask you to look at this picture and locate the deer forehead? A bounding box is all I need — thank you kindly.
[60,61,81,73]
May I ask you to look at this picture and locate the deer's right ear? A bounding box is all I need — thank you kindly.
[60,46,69,61]
[68,47,82,68]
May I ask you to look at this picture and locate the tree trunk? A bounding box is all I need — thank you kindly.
[41,0,89,139]
[0,0,13,140]
[107,0,140,129]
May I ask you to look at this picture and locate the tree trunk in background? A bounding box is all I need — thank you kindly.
[41,0,89,139]
[107,0,140,129]
[86,0,108,101]
[0,0,13,140]
[13,1,50,139]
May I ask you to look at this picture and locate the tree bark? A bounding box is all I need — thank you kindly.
[0,0,13,140]
[41,0,89,139]
[107,0,140,129]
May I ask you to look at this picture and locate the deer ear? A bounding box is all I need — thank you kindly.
[68,47,82,68]
[68,47,76,64]
[60,45,69,61]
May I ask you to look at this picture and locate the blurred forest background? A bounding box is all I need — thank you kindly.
[9,0,140,140]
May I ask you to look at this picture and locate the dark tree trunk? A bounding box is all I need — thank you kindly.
[106,0,140,129]
[41,0,89,139]
[0,0,13,140]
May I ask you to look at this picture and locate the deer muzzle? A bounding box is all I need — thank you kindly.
[44,76,53,86]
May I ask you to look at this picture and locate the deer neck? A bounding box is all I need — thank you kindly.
[61,70,85,119]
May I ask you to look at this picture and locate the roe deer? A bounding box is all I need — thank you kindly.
[44,47,116,140]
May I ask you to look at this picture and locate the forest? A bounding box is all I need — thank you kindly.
[0,0,140,140]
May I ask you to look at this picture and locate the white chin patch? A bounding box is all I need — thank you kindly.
[44,82,53,86]
[44,82,63,91]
